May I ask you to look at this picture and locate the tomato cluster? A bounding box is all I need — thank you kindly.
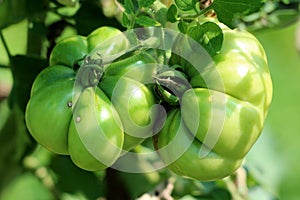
[25,22,272,181]
[25,27,157,171]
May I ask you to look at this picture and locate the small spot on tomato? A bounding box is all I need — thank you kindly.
[67,101,73,107]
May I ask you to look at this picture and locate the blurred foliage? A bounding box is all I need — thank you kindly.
[0,0,300,199]
[254,22,300,200]
[236,0,300,31]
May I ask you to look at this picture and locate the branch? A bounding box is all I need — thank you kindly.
[0,64,9,68]
[0,31,12,61]
[137,178,175,200]
[223,166,248,200]
[114,0,125,12]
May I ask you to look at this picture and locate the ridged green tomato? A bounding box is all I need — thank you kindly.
[156,109,243,180]
[25,26,129,171]
[25,65,124,171]
[155,22,272,181]
[25,26,160,171]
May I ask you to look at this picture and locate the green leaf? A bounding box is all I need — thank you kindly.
[57,0,78,7]
[74,0,123,36]
[167,4,179,23]
[0,173,54,200]
[174,0,198,11]
[178,21,189,33]
[138,0,156,8]
[135,15,160,26]
[187,22,223,56]
[0,100,10,129]
[105,145,167,199]
[128,172,164,197]
[124,0,135,14]
[0,0,26,30]
[9,55,48,111]
[121,13,131,28]
[0,20,28,61]
[0,105,35,189]
[212,0,262,28]
[25,0,49,21]
[281,0,300,4]
[51,156,106,199]
[155,7,168,27]
[211,188,231,200]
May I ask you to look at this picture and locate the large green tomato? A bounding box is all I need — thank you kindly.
[155,22,273,181]
[25,26,158,171]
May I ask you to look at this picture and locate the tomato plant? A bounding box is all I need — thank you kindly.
[0,0,299,199]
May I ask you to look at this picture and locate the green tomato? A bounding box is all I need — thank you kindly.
[155,22,273,181]
[157,109,243,181]
[25,68,74,155]
[189,28,272,111]
[99,75,157,152]
[68,87,124,171]
[49,26,129,68]
[25,65,124,171]
[25,26,159,170]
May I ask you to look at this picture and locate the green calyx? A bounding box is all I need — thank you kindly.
[153,67,191,106]
[77,55,104,89]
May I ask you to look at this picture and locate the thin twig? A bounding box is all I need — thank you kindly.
[114,0,125,12]
[0,31,12,61]
[235,167,248,198]
[0,64,9,68]
[159,178,175,200]
[223,167,249,200]
[137,178,175,200]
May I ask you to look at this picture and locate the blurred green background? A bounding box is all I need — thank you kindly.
[1,17,300,200]
[249,22,300,200]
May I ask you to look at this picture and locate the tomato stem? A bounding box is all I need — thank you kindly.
[153,68,191,105]
[77,55,104,88]
[179,4,213,21]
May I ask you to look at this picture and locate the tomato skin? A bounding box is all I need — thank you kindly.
[68,87,124,171]
[49,36,88,68]
[181,88,262,159]
[25,27,129,170]
[25,26,159,170]
[25,78,74,155]
[49,26,129,68]
[157,109,243,181]
[103,51,157,81]
[29,65,76,95]
[25,65,125,169]
[189,28,272,112]
[99,75,157,152]
[155,22,273,181]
